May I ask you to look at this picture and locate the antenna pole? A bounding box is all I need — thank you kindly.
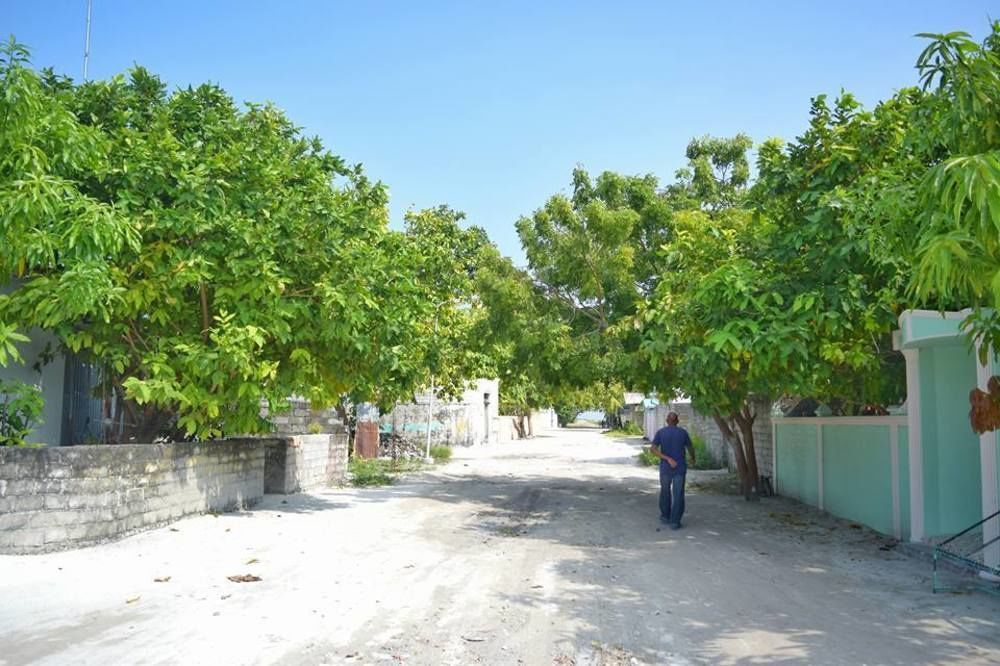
[83,0,92,81]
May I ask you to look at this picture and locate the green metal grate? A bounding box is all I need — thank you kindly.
[933,510,1000,593]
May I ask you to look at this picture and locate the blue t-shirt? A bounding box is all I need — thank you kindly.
[653,425,692,474]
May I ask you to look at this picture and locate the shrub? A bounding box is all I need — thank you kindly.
[637,435,723,469]
[690,435,722,470]
[307,421,323,434]
[605,421,643,437]
[349,458,392,487]
[429,444,452,462]
[349,456,430,486]
[637,447,659,466]
[0,380,44,447]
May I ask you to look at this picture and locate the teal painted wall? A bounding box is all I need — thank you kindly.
[775,420,907,538]
[919,345,982,537]
[775,424,819,506]
[991,357,1000,522]
[898,425,910,541]
[821,425,894,535]
[906,314,963,344]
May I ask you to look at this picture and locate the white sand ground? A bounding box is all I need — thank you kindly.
[1,428,998,665]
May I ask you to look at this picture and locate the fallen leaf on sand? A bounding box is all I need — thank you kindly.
[169,528,179,532]
[462,635,486,642]
[153,576,171,583]
[246,557,260,565]
[126,596,141,604]
[227,574,262,583]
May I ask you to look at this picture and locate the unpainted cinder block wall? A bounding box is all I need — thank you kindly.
[262,397,343,435]
[0,438,267,554]
[264,430,349,494]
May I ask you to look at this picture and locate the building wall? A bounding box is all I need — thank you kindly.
[0,328,66,446]
[531,408,558,433]
[919,345,982,537]
[0,438,267,554]
[380,379,500,447]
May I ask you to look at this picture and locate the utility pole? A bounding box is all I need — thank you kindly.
[424,310,441,462]
[424,374,435,462]
[83,0,93,81]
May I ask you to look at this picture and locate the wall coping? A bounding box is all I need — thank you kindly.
[773,416,907,426]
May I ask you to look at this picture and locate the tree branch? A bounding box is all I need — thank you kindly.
[200,283,210,344]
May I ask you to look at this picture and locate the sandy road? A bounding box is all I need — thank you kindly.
[1,428,998,665]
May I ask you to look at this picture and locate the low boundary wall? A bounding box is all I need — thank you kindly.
[264,431,349,494]
[773,416,909,540]
[0,439,268,554]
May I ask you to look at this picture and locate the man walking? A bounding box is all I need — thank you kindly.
[651,412,695,529]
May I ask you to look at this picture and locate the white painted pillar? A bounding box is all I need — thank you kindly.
[771,419,777,495]
[902,348,925,542]
[816,424,824,511]
[975,344,1000,568]
[890,423,901,540]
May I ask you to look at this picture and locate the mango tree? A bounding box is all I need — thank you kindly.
[908,25,1000,352]
[0,48,450,441]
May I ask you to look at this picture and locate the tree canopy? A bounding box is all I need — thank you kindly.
[0,42,496,441]
[4,21,1000,449]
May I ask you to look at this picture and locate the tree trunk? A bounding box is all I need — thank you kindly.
[513,414,527,439]
[526,412,534,438]
[391,400,399,460]
[714,408,759,500]
[734,406,759,496]
[119,399,176,443]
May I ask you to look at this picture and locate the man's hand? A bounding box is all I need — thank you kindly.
[665,456,678,469]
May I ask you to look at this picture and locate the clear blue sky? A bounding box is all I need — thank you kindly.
[3,1,995,263]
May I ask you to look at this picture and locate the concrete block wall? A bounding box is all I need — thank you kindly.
[751,400,774,479]
[262,398,342,435]
[496,416,516,443]
[264,430,349,494]
[0,439,267,554]
[494,409,557,443]
[381,379,500,448]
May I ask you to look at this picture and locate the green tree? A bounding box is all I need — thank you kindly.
[678,133,753,213]
[0,48,458,441]
[642,206,801,497]
[908,24,1000,355]
[515,168,673,398]
[0,38,136,368]
[752,90,924,408]
[643,132,909,497]
[385,205,497,407]
[467,242,568,436]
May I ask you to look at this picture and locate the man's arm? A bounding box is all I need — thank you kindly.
[685,434,696,465]
[651,442,677,468]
